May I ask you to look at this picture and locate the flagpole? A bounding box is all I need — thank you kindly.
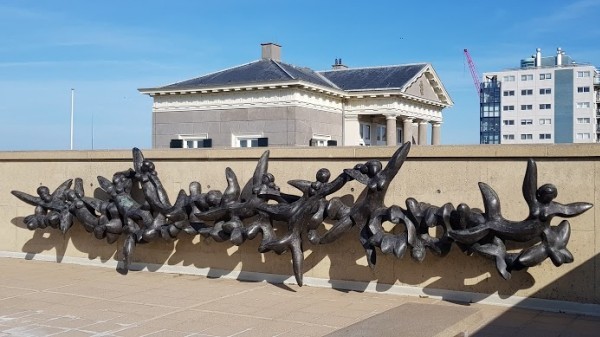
[70,88,74,150]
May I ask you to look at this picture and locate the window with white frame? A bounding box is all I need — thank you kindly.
[577,86,590,93]
[539,88,551,95]
[576,133,591,139]
[178,134,208,148]
[539,133,551,140]
[521,74,533,81]
[577,71,591,78]
[482,105,500,117]
[503,105,514,111]
[521,105,533,111]
[577,118,591,124]
[503,134,515,140]
[521,89,533,95]
[576,102,591,108]
[540,73,552,80]
[521,119,533,125]
[376,125,387,143]
[311,134,331,146]
[234,135,261,148]
[539,104,551,110]
[521,134,533,140]
[539,118,552,125]
[503,90,515,96]
[503,119,515,125]
[359,123,371,145]
[503,75,515,82]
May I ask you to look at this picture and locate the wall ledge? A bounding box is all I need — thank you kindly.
[1,144,600,162]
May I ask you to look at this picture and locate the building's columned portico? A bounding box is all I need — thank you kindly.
[344,113,443,147]
[402,117,413,144]
[431,122,442,145]
[385,114,398,146]
[418,120,428,145]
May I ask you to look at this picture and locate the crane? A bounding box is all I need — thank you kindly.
[463,49,481,95]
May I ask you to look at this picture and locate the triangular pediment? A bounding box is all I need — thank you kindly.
[403,65,453,106]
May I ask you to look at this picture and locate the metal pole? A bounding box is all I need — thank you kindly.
[341,98,345,146]
[92,110,94,150]
[70,88,74,150]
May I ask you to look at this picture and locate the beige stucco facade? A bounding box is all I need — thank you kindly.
[1,145,598,310]
[148,78,447,148]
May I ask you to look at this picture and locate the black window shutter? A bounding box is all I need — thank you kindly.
[170,139,183,148]
[203,139,212,148]
[327,140,337,146]
[257,137,269,147]
[310,139,317,146]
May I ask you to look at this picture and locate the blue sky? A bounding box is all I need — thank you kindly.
[1,0,599,150]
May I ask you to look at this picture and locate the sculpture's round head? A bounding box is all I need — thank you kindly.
[112,174,131,194]
[65,190,77,201]
[206,190,222,206]
[536,184,557,203]
[37,186,51,201]
[189,181,201,195]
[365,160,382,177]
[141,160,155,173]
[356,163,368,174]
[316,168,331,183]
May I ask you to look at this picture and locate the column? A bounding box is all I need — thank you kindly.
[402,117,413,144]
[431,122,442,145]
[386,114,397,146]
[343,114,360,146]
[418,121,428,145]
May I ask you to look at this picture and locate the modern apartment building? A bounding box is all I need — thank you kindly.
[480,48,600,144]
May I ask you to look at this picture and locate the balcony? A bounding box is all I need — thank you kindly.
[595,76,600,86]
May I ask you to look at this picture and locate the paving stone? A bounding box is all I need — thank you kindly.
[0,258,598,337]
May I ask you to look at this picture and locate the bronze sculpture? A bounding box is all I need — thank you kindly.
[11,143,592,284]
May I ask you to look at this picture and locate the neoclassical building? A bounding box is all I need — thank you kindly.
[139,43,453,148]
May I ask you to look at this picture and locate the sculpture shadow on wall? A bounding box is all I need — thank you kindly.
[11,216,68,263]
[10,143,592,293]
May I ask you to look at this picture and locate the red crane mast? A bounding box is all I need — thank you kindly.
[463,49,481,95]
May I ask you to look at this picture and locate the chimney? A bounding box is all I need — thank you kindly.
[535,48,542,67]
[556,47,563,66]
[261,43,281,61]
[332,58,348,70]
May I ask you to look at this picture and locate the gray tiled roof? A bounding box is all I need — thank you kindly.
[318,64,427,91]
[160,59,338,90]
[154,60,428,93]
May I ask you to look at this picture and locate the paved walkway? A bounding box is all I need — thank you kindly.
[0,258,598,337]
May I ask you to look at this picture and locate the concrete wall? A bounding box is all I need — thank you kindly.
[1,144,599,308]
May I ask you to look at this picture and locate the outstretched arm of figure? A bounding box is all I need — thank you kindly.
[132,147,144,173]
[522,159,538,210]
[320,172,354,196]
[547,202,593,218]
[221,167,241,205]
[379,142,411,184]
[11,191,43,207]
